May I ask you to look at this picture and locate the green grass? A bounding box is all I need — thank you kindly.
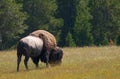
[0,46,120,79]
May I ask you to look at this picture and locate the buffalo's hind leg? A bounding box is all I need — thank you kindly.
[31,57,39,68]
[24,56,29,70]
[17,54,22,72]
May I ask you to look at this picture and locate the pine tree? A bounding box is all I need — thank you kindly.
[89,0,120,45]
[16,0,63,43]
[74,0,93,46]
[56,0,76,46]
[117,35,120,45]
[66,32,76,47]
[0,0,27,49]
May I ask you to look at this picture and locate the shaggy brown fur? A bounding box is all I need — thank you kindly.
[29,30,57,50]
[49,47,63,65]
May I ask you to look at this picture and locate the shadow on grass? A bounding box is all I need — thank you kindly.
[1,66,47,74]
[7,64,61,74]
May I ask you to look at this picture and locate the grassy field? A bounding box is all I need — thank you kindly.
[0,46,120,79]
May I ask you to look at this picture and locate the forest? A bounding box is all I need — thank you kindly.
[0,0,120,49]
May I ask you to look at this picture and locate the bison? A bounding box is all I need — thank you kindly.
[17,35,63,71]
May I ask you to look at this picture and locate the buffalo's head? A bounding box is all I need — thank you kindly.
[49,47,63,65]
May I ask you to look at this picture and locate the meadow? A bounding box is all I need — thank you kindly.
[0,46,120,79]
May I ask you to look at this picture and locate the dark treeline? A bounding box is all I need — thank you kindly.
[0,0,120,49]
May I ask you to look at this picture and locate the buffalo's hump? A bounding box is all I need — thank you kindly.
[29,30,57,50]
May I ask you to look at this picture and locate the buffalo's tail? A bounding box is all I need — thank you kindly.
[17,41,24,71]
[17,41,24,56]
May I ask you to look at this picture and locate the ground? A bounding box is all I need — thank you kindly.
[0,46,120,79]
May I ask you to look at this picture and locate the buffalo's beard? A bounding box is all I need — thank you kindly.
[49,49,63,65]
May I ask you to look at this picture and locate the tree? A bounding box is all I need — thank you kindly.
[117,35,120,45]
[89,0,120,45]
[0,0,27,49]
[74,0,93,46]
[17,0,63,42]
[56,0,76,46]
[66,32,76,47]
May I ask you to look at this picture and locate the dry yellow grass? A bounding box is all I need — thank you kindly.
[0,46,120,79]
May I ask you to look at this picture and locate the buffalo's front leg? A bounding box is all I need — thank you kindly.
[24,56,29,70]
[45,51,50,67]
[46,56,49,67]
